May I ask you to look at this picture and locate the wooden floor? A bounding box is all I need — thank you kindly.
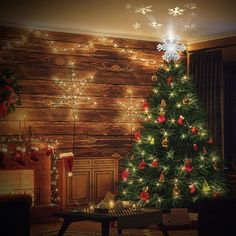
[30,221,198,236]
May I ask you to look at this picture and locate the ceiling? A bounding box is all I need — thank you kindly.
[0,0,236,43]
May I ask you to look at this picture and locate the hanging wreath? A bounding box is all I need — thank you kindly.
[0,69,21,118]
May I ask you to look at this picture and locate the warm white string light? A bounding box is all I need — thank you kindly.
[1,30,159,66]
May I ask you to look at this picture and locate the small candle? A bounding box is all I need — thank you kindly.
[89,204,94,211]
[109,200,114,209]
[132,202,136,210]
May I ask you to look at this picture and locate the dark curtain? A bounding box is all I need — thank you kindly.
[189,50,224,158]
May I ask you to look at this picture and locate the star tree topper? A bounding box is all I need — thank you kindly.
[157,35,186,62]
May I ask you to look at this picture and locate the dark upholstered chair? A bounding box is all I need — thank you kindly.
[197,198,236,236]
[0,194,32,236]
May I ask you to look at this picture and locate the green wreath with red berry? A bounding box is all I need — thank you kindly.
[0,69,21,118]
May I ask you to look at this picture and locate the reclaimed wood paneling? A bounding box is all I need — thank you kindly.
[0,26,162,158]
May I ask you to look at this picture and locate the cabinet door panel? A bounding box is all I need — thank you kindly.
[67,170,91,206]
[92,169,115,203]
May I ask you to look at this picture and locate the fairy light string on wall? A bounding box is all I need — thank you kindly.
[119,89,143,142]
[1,30,159,66]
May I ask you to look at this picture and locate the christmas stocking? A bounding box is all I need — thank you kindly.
[0,145,8,169]
[29,146,39,163]
[15,146,26,167]
[59,152,74,177]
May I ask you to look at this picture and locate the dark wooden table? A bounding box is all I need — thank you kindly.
[53,208,169,236]
[53,211,118,236]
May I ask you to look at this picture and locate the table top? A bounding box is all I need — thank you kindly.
[54,207,161,218]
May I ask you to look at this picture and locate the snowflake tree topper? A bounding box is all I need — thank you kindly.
[157,35,186,62]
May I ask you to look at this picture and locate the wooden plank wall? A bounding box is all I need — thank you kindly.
[0,26,164,158]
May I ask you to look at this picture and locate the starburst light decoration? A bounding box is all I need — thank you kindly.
[168,6,185,16]
[52,67,95,119]
[119,90,142,122]
[157,35,186,62]
[135,6,153,15]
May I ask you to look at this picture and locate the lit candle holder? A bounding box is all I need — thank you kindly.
[132,202,136,210]
[109,200,114,209]
[88,203,95,212]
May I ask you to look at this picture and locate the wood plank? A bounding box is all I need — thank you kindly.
[0,121,142,135]
[0,26,160,50]
[0,50,159,71]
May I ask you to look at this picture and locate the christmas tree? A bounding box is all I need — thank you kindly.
[119,60,228,210]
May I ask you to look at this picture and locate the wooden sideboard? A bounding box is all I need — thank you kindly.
[57,156,119,208]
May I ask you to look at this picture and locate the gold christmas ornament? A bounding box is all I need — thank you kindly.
[160,99,167,108]
[151,75,158,82]
[182,97,190,105]
[213,161,219,170]
[173,185,180,197]
[161,136,169,148]
[202,180,210,193]
[150,137,155,145]
[159,173,165,182]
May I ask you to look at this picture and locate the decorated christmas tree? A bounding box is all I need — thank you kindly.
[119,59,228,210]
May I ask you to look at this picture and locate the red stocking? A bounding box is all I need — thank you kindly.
[59,152,74,177]
[29,146,39,163]
[0,146,7,169]
[15,146,26,167]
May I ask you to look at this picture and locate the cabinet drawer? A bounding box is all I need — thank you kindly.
[73,159,92,169]
[93,159,115,166]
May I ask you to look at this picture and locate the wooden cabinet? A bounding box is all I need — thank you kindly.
[58,157,119,208]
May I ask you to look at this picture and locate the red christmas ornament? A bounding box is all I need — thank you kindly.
[213,191,220,198]
[139,160,147,170]
[29,146,39,163]
[140,191,150,201]
[193,143,198,151]
[121,169,130,181]
[183,159,192,172]
[134,131,141,141]
[157,114,167,123]
[151,159,159,168]
[167,76,173,85]
[208,138,214,145]
[177,115,185,125]
[203,146,207,154]
[142,101,149,111]
[191,127,198,135]
[189,184,196,194]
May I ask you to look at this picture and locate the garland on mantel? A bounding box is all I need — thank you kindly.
[0,69,21,118]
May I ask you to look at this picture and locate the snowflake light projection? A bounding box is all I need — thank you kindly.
[157,35,186,62]
[135,6,153,15]
[148,17,163,29]
[168,6,185,16]
[133,22,141,30]
[184,24,196,31]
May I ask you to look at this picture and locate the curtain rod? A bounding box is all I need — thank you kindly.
[188,43,236,53]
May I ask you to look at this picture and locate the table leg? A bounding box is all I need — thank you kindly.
[57,218,71,236]
[117,228,122,234]
[158,222,169,236]
[101,222,110,236]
